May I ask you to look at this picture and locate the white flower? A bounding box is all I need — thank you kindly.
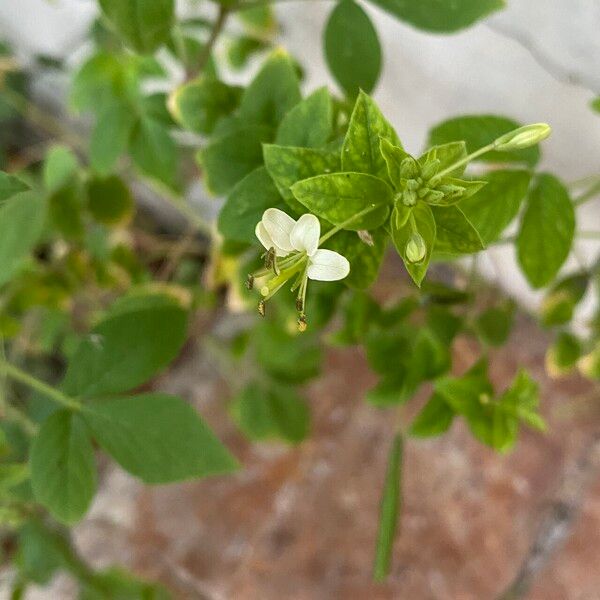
[255,208,350,282]
[251,208,350,330]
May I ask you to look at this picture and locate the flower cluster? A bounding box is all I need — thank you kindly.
[249,208,350,330]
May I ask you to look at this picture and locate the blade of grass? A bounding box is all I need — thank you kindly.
[373,432,403,582]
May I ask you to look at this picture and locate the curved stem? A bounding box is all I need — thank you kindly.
[0,360,81,411]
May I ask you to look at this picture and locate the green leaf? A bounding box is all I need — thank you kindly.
[432,205,484,254]
[0,191,46,286]
[43,145,78,193]
[517,174,575,288]
[540,272,588,327]
[379,138,409,188]
[239,49,301,128]
[475,301,515,346]
[231,383,309,443]
[227,36,269,70]
[263,144,340,214]
[30,411,97,523]
[324,0,381,97]
[17,522,66,585]
[90,101,136,174]
[198,124,272,196]
[291,172,392,230]
[324,228,387,289]
[61,302,187,398]
[99,0,175,54]
[169,78,242,135]
[70,52,130,114]
[373,433,402,582]
[80,567,170,600]
[87,175,134,226]
[0,172,29,203]
[459,169,531,244]
[130,116,179,191]
[410,393,455,438]
[546,332,581,377]
[428,115,539,167]
[367,0,504,32]
[82,393,237,482]
[275,87,333,148]
[390,202,436,287]
[218,167,285,243]
[498,369,545,435]
[48,181,85,240]
[342,91,401,181]
[256,322,322,384]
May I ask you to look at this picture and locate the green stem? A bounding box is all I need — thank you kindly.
[0,360,81,411]
[190,5,229,80]
[318,205,377,245]
[573,180,600,207]
[578,231,600,240]
[432,142,496,182]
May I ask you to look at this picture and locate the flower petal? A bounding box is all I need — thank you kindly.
[255,222,288,256]
[290,213,320,256]
[261,208,296,253]
[307,249,350,281]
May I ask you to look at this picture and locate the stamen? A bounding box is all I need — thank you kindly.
[246,274,254,290]
[258,300,265,317]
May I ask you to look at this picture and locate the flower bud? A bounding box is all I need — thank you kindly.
[493,123,551,151]
[400,157,419,179]
[405,232,427,263]
[420,159,440,181]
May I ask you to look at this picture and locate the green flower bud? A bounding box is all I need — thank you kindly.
[400,157,419,179]
[405,232,427,263]
[402,188,417,207]
[493,123,551,151]
[420,159,440,181]
[423,190,445,204]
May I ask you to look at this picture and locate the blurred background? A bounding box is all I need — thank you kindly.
[1,1,600,598]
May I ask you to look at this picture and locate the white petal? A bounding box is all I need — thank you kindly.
[255,222,287,256]
[307,249,350,281]
[261,208,296,253]
[290,213,320,255]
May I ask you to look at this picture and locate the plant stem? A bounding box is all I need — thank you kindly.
[433,142,495,181]
[0,359,81,411]
[190,5,230,80]
[573,180,600,207]
[578,231,600,240]
[318,205,377,245]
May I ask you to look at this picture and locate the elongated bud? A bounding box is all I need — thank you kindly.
[493,123,551,151]
[405,232,427,263]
